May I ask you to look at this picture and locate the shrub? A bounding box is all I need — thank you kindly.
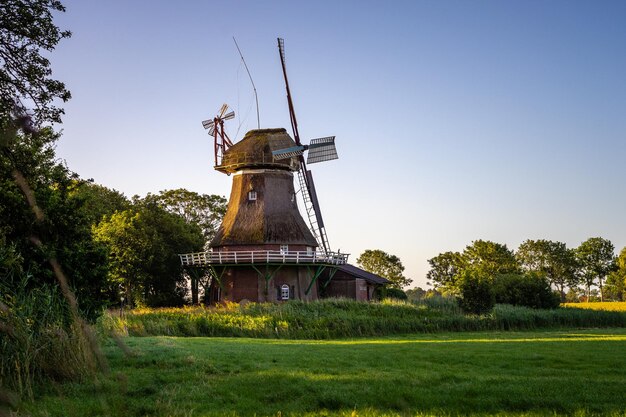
[493,273,560,309]
[457,271,495,315]
[383,287,408,300]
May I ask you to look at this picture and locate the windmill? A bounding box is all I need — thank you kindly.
[273,38,339,255]
[178,39,390,305]
[202,103,235,166]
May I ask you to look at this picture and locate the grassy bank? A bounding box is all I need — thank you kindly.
[99,298,626,339]
[23,329,626,416]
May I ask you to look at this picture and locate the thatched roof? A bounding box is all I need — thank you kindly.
[216,128,300,174]
[210,169,318,247]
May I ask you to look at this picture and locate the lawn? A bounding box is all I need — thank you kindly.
[23,329,626,417]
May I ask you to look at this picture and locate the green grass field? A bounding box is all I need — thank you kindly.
[23,329,626,417]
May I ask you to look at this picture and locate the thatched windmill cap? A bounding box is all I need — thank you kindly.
[216,128,299,174]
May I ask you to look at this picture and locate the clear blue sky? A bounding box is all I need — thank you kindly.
[51,0,626,288]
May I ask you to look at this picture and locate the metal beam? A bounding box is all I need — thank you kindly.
[321,267,339,289]
[305,265,328,295]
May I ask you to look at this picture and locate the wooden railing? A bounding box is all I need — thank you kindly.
[179,250,349,266]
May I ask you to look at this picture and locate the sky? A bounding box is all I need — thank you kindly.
[50,0,626,288]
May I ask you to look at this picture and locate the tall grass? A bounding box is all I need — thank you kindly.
[0,276,98,399]
[100,297,626,340]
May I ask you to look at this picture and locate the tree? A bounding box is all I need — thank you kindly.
[73,182,130,225]
[405,287,427,301]
[516,239,551,272]
[456,271,495,315]
[492,272,560,309]
[93,201,204,307]
[576,237,616,302]
[605,247,626,301]
[143,188,226,249]
[1,0,71,126]
[516,239,578,301]
[426,251,465,294]
[357,249,412,289]
[463,240,520,278]
[142,189,226,304]
[1,127,108,320]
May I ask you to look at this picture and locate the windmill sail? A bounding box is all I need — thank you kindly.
[277,37,331,254]
[272,145,305,160]
[307,136,338,164]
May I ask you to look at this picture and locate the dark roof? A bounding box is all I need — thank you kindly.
[337,264,389,285]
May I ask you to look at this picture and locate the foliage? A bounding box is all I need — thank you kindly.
[456,271,495,315]
[20,329,626,417]
[576,237,616,301]
[0,128,109,321]
[425,251,464,294]
[143,188,226,249]
[516,239,578,300]
[356,249,412,289]
[463,239,520,278]
[605,271,625,301]
[380,287,407,300]
[404,286,427,301]
[141,189,226,304]
[0,272,97,399]
[72,182,130,225]
[427,241,519,296]
[605,247,626,301]
[93,201,203,307]
[492,272,560,309]
[0,0,71,126]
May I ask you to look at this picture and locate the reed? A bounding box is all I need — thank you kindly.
[0,276,98,399]
[99,297,626,340]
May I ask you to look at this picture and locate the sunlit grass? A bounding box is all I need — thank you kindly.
[100,299,626,339]
[563,302,626,311]
[23,329,626,417]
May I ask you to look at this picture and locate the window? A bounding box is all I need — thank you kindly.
[280,245,289,254]
[306,247,313,256]
[248,191,257,201]
[281,284,290,300]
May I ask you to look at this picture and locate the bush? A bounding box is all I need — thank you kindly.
[457,271,495,315]
[493,273,560,309]
[382,287,408,300]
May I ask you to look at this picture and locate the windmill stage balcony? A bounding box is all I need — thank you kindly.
[179,250,349,267]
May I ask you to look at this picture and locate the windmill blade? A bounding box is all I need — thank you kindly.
[202,119,215,129]
[272,145,305,160]
[278,38,285,62]
[307,136,338,164]
[309,136,335,148]
[218,103,229,118]
[223,110,235,120]
[305,170,325,229]
[208,126,215,136]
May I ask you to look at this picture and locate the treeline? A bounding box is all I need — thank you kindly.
[426,239,626,311]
